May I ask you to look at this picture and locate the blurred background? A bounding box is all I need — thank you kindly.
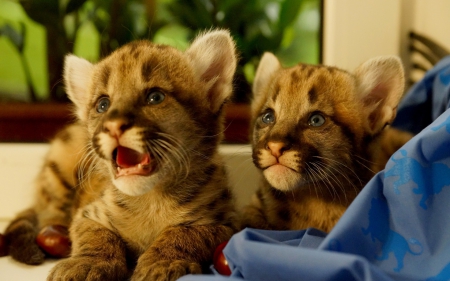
[1,0,449,143]
[0,0,321,104]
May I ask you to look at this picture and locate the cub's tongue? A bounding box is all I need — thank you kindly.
[116,146,150,168]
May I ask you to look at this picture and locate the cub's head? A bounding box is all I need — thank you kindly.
[64,30,236,196]
[251,53,404,193]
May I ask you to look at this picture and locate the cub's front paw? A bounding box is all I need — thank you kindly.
[47,256,128,281]
[131,260,202,281]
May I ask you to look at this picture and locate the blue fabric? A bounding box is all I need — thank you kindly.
[179,57,450,281]
[393,55,450,134]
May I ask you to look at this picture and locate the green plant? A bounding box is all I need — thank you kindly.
[0,0,319,103]
[163,0,314,102]
[16,0,159,101]
[0,22,38,101]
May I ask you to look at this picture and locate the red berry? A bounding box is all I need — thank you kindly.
[36,225,71,258]
[0,233,8,257]
[213,240,231,275]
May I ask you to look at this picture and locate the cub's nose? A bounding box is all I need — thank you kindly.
[266,141,291,158]
[103,119,131,137]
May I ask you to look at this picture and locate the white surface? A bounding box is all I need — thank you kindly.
[322,0,450,73]
[0,253,57,281]
[0,143,259,280]
[322,0,401,71]
[0,143,47,223]
[412,0,450,50]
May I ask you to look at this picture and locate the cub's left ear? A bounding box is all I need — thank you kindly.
[354,56,405,134]
[186,29,237,113]
[64,54,94,121]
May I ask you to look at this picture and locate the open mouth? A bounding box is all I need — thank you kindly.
[112,146,153,177]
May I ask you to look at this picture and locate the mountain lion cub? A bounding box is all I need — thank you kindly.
[5,30,238,281]
[242,53,412,232]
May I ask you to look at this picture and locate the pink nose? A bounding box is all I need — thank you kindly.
[266,141,290,158]
[103,120,130,137]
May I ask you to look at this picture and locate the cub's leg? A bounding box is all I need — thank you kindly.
[240,187,274,230]
[241,204,271,230]
[5,166,75,264]
[4,208,45,264]
[4,124,86,264]
[131,225,234,281]
[47,216,129,281]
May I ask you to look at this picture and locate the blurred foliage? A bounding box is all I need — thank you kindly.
[163,0,312,101]
[0,21,38,101]
[0,0,320,103]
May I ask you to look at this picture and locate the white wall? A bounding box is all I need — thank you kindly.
[412,0,450,49]
[323,0,450,73]
[400,0,450,80]
[322,0,402,71]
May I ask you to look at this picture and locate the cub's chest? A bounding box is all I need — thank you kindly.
[264,189,349,232]
[99,189,184,252]
[287,196,348,232]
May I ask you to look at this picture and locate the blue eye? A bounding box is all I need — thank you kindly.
[261,111,275,124]
[96,97,110,113]
[147,90,165,105]
[308,113,325,127]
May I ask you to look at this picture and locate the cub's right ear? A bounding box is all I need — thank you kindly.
[64,54,94,121]
[354,56,405,134]
[252,52,281,110]
[186,29,237,114]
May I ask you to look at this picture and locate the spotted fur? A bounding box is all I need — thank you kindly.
[241,53,412,232]
[5,30,238,281]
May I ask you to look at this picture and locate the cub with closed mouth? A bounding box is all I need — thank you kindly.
[242,53,412,232]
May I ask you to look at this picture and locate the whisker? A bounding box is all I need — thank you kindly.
[159,132,249,168]
[313,162,347,203]
[305,163,320,199]
[313,156,363,187]
[77,144,101,196]
[306,162,325,199]
[310,162,339,201]
[314,159,360,200]
[353,155,376,174]
[154,139,187,179]
[154,134,191,178]
[148,140,176,176]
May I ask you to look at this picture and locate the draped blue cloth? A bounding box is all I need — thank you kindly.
[392,56,450,134]
[180,56,450,281]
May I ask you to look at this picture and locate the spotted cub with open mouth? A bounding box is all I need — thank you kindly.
[5,30,238,281]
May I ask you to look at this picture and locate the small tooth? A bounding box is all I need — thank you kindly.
[138,164,142,169]
[117,167,121,172]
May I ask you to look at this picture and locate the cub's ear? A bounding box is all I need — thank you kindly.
[253,52,281,97]
[354,56,405,134]
[186,29,237,113]
[64,54,94,121]
[252,52,281,111]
